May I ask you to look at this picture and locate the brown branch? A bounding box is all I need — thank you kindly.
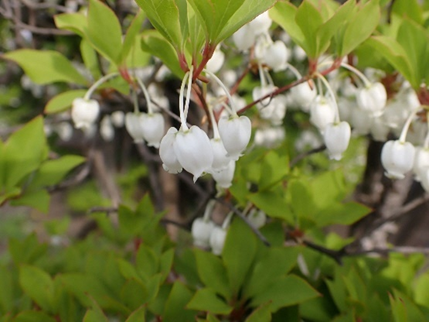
[289,145,326,168]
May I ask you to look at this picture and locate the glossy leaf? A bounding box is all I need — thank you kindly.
[186,288,232,315]
[87,0,123,64]
[54,13,86,36]
[19,265,54,313]
[44,89,86,114]
[250,275,320,312]
[222,218,257,295]
[194,249,231,299]
[339,0,380,56]
[162,282,195,322]
[4,50,87,85]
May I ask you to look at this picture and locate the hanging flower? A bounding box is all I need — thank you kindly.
[159,127,182,174]
[218,115,251,160]
[71,98,100,129]
[140,112,165,148]
[212,160,235,189]
[210,138,231,172]
[173,125,214,182]
[413,147,429,181]
[210,226,227,256]
[356,82,387,116]
[310,96,336,133]
[323,122,351,160]
[125,112,146,143]
[192,218,215,248]
[381,140,415,179]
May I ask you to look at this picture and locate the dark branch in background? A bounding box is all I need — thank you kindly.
[289,145,326,168]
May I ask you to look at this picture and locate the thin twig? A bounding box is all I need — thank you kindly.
[289,145,326,168]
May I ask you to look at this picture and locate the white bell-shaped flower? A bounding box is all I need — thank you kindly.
[212,160,235,189]
[173,126,214,182]
[381,140,415,179]
[323,122,351,161]
[370,117,390,142]
[125,112,145,143]
[100,115,114,142]
[413,147,429,181]
[206,47,225,73]
[233,25,256,51]
[310,96,336,133]
[264,41,289,72]
[247,209,266,229]
[254,127,285,148]
[419,167,429,192]
[159,127,182,174]
[140,112,165,148]
[253,84,276,109]
[209,226,227,255]
[111,111,125,127]
[350,107,372,135]
[290,82,317,112]
[356,82,387,116]
[218,115,251,160]
[71,98,100,129]
[192,218,215,248]
[210,138,231,172]
[248,11,272,35]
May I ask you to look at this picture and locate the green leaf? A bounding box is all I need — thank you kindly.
[83,297,109,322]
[392,0,423,24]
[218,0,277,42]
[0,267,15,314]
[9,234,47,265]
[244,247,298,298]
[222,218,257,295]
[194,249,231,299]
[245,302,272,322]
[163,282,195,322]
[4,50,87,85]
[44,89,87,114]
[295,1,324,58]
[250,275,320,312]
[259,151,289,190]
[126,306,146,322]
[2,116,47,190]
[186,288,232,315]
[12,311,57,322]
[316,202,371,227]
[135,0,184,50]
[87,0,123,64]
[80,39,101,80]
[10,189,50,213]
[270,3,306,50]
[19,265,54,313]
[141,30,184,78]
[365,36,415,87]
[121,10,146,64]
[248,189,294,223]
[54,13,87,36]
[29,155,86,188]
[136,245,159,280]
[339,0,380,56]
[396,18,429,87]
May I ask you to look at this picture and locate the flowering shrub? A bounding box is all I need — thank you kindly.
[2,0,429,320]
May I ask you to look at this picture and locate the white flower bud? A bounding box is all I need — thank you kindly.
[210,226,227,255]
[159,127,182,174]
[323,122,351,160]
[206,48,225,73]
[173,126,214,182]
[71,98,100,129]
[247,209,266,229]
[264,41,289,72]
[100,115,114,142]
[210,138,231,172]
[218,115,251,160]
[248,12,272,35]
[140,113,165,148]
[233,25,256,51]
[111,111,125,127]
[192,218,215,248]
[356,82,387,116]
[212,160,235,189]
[290,82,317,112]
[413,147,429,181]
[381,140,415,179]
[125,113,146,143]
[310,96,336,133]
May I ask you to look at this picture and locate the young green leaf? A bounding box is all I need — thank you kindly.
[4,50,87,85]
[54,13,87,36]
[10,189,50,213]
[295,1,324,58]
[186,288,232,315]
[121,10,146,64]
[391,0,423,24]
[87,0,123,64]
[45,89,87,114]
[80,39,101,80]
[194,249,232,299]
